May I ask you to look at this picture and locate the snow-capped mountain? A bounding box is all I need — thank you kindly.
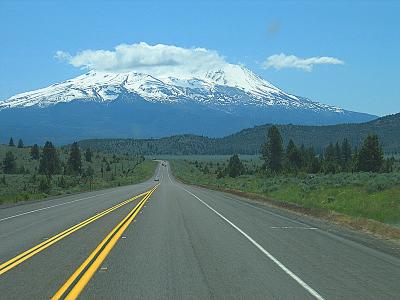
[1,64,342,113]
[0,64,376,144]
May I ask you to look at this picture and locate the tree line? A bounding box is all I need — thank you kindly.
[261,126,392,175]
[7,137,24,148]
[2,139,94,176]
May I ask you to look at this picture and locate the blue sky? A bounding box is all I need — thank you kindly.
[0,0,398,116]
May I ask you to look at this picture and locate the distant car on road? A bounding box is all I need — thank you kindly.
[154,178,159,181]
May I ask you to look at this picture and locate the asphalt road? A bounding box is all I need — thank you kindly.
[0,162,399,299]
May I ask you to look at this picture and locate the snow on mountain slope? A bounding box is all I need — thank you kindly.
[0,64,343,113]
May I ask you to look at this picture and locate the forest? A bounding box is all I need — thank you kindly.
[78,112,400,156]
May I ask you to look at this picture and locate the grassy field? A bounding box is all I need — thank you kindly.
[0,145,157,205]
[170,157,400,226]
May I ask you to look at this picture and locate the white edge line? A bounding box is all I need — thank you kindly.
[0,192,111,222]
[177,183,325,300]
[192,185,308,227]
[167,166,313,228]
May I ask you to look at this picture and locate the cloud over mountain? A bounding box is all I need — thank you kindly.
[55,42,227,78]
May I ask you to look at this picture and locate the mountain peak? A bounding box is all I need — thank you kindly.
[0,63,377,144]
[0,63,340,113]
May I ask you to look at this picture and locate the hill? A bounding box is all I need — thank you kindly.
[78,113,400,155]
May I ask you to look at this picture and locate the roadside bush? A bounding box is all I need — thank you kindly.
[365,180,390,194]
[38,177,51,194]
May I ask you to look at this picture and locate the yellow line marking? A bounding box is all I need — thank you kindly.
[52,184,159,300]
[51,189,153,300]
[0,189,153,276]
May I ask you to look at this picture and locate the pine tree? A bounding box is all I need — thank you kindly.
[341,138,352,170]
[323,143,337,173]
[299,144,306,169]
[309,156,321,174]
[334,141,342,167]
[85,148,92,162]
[17,139,24,148]
[286,139,302,172]
[30,144,40,160]
[84,165,95,183]
[261,126,283,174]
[3,151,17,174]
[381,158,394,173]
[39,141,60,176]
[357,134,383,172]
[304,147,317,172]
[324,143,335,161]
[216,167,225,179]
[9,137,15,147]
[68,142,82,174]
[226,154,245,178]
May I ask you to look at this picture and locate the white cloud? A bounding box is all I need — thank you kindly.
[55,42,227,78]
[262,53,344,71]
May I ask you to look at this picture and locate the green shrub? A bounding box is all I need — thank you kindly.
[38,177,51,194]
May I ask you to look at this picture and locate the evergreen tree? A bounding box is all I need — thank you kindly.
[286,139,302,172]
[226,154,245,178]
[84,165,95,180]
[381,158,394,173]
[68,142,82,174]
[39,141,60,176]
[85,148,93,162]
[8,137,15,147]
[261,126,283,174]
[304,147,320,173]
[30,144,40,160]
[357,134,384,172]
[216,169,225,179]
[323,143,337,173]
[3,151,17,174]
[334,142,342,166]
[299,144,307,169]
[324,143,335,162]
[309,156,322,174]
[341,138,352,170]
[17,139,24,148]
[202,164,210,174]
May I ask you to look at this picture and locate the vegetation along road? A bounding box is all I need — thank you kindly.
[0,162,399,299]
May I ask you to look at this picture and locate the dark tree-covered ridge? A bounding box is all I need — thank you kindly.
[78,113,400,155]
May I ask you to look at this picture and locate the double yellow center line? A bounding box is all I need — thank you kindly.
[52,184,159,300]
[0,187,154,276]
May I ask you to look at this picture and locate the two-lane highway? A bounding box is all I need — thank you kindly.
[1,162,399,299]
